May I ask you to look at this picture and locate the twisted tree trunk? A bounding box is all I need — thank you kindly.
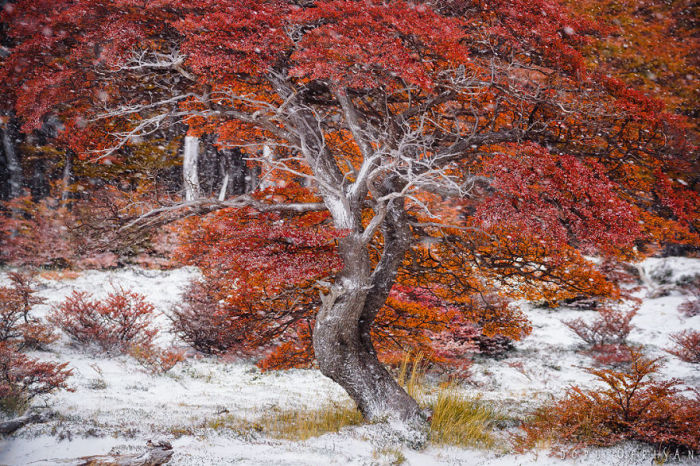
[313,202,423,423]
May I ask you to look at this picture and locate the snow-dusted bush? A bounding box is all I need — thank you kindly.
[0,342,72,414]
[128,343,185,374]
[517,353,700,456]
[0,272,57,351]
[0,273,69,414]
[563,307,637,347]
[169,280,243,355]
[49,288,157,352]
[665,330,700,364]
[678,277,699,317]
[49,288,184,374]
[587,343,637,367]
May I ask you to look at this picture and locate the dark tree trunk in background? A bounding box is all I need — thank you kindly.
[30,158,50,201]
[199,135,220,197]
[218,147,247,197]
[60,150,74,204]
[1,115,24,200]
[199,136,249,199]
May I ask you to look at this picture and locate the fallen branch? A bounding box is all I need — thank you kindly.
[0,411,52,435]
[51,440,174,465]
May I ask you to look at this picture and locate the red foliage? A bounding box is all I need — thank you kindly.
[172,205,342,366]
[128,344,185,375]
[169,280,244,355]
[49,289,157,352]
[563,306,637,347]
[0,272,56,351]
[598,259,642,287]
[588,344,637,367]
[0,342,72,414]
[0,196,77,267]
[665,330,700,364]
[478,144,640,255]
[0,272,68,413]
[462,0,597,76]
[174,207,523,370]
[517,353,700,455]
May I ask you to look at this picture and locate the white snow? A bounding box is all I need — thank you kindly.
[0,257,698,465]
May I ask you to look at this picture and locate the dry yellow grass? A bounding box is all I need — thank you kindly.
[397,351,426,399]
[398,352,505,450]
[208,402,363,441]
[429,388,501,449]
[261,403,364,440]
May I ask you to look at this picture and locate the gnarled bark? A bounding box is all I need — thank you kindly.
[313,201,423,423]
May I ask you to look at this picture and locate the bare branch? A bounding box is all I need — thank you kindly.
[120,196,326,233]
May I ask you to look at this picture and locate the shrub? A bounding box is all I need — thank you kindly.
[599,259,641,287]
[516,352,700,456]
[0,342,72,414]
[49,288,157,352]
[678,278,699,317]
[169,280,243,355]
[665,330,700,364]
[563,307,637,347]
[128,344,186,374]
[0,273,68,414]
[588,344,637,367]
[679,299,700,318]
[0,272,56,350]
[475,334,514,358]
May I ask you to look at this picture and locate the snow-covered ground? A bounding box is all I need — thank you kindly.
[0,258,698,465]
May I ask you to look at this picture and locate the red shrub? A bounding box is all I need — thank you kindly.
[475,334,514,358]
[665,330,700,364]
[599,259,641,287]
[563,307,637,347]
[49,288,157,352]
[0,342,72,414]
[169,280,244,355]
[588,344,637,367]
[128,343,185,374]
[432,321,513,364]
[679,299,700,318]
[0,272,56,350]
[517,353,700,456]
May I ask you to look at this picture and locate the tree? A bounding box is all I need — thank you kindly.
[1,0,697,428]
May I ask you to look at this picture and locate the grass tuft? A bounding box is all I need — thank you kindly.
[429,388,502,449]
[397,352,507,450]
[397,351,426,399]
